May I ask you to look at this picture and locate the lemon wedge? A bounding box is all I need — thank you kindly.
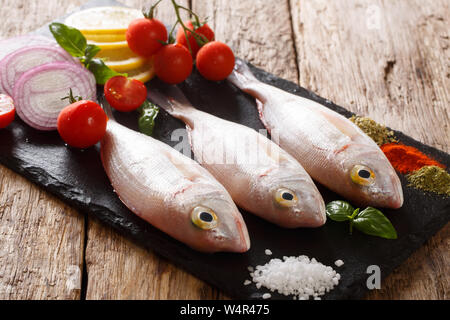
[64,6,143,33]
[106,56,146,72]
[83,32,126,42]
[95,46,146,72]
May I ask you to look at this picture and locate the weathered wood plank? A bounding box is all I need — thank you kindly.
[0,166,85,299]
[369,224,449,300]
[0,0,447,300]
[85,217,227,300]
[0,0,86,300]
[290,0,449,152]
[0,0,85,40]
[289,0,449,299]
[193,0,299,83]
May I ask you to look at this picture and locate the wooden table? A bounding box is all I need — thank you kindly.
[0,0,448,300]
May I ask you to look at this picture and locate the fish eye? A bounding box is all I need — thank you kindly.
[191,206,218,230]
[274,188,298,207]
[351,165,376,186]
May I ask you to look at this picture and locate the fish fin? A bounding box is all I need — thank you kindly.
[228,58,268,103]
[256,100,270,131]
[227,58,258,88]
[148,85,197,128]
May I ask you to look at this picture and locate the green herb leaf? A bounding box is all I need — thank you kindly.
[49,22,124,85]
[353,207,398,239]
[87,58,125,85]
[49,22,86,57]
[326,200,354,222]
[138,100,159,136]
[348,208,359,234]
[84,44,101,63]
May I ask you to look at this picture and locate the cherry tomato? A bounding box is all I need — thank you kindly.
[196,41,235,81]
[176,21,215,58]
[57,100,107,149]
[104,76,147,112]
[154,44,193,84]
[0,94,15,129]
[126,18,168,57]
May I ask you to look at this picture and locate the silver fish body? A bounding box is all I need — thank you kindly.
[228,59,403,209]
[100,119,250,253]
[149,86,326,228]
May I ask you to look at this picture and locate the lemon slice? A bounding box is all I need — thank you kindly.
[127,61,155,83]
[88,40,128,50]
[95,46,145,71]
[65,6,143,33]
[95,45,135,59]
[83,32,126,42]
[106,56,146,72]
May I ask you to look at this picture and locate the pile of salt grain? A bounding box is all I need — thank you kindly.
[249,256,340,300]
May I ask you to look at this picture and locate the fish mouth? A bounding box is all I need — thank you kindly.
[300,196,327,228]
[279,191,326,228]
[389,194,403,209]
[231,216,251,252]
[234,235,251,253]
[205,199,250,253]
[364,171,404,209]
[387,174,404,209]
[213,222,250,253]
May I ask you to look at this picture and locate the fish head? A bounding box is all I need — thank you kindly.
[257,169,327,228]
[338,144,404,208]
[178,186,251,253]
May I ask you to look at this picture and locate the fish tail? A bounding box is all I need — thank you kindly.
[228,58,268,103]
[148,85,197,123]
[227,58,259,89]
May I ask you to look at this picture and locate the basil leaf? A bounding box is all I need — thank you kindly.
[87,59,125,85]
[49,22,126,85]
[353,207,398,239]
[326,201,354,222]
[138,101,159,136]
[49,22,86,57]
[84,44,101,63]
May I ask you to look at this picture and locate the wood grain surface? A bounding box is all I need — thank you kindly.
[0,0,448,300]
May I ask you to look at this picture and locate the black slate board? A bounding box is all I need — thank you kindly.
[1,0,449,300]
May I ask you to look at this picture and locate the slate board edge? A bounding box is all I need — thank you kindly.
[0,0,448,300]
[1,140,447,301]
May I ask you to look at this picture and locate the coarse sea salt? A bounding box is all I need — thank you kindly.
[262,293,271,299]
[334,260,344,267]
[249,255,341,300]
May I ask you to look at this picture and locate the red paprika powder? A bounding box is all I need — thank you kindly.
[381,143,445,174]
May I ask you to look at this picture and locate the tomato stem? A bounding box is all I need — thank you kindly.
[177,4,201,27]
[61,88,83,104]
[144,0,163,19]
[170,0,209,52]
[167,20,179,44]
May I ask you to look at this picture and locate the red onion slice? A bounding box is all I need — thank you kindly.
[0,35,56,94]
[0,45,78,96]
[13,62,96,131]
[0,35,55,61]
